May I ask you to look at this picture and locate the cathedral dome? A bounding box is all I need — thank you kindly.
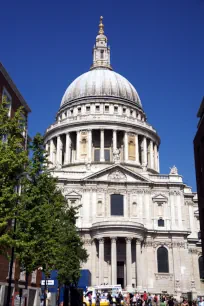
[60,68,142,108]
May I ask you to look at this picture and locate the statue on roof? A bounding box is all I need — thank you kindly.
[169,165,178,175]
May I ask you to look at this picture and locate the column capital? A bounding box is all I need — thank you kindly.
[136,239,142,245]
[99,238,104,244]
[111,237,117,243]
[125,237,133,243]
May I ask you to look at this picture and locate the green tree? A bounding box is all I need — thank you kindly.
[56,205,88,286]
[15,133,88,284]
[0,96,28,254]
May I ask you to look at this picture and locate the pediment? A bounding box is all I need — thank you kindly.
[82,164,151,183]
[65,190,81,198]
[152,193,168,202]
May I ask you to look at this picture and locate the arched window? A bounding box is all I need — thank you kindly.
[199,256,204,279]
[111,194,124,216]
[157,246,169,273]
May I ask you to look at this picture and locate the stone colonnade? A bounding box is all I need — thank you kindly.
[92,237,142,289]
[46,129,159,171]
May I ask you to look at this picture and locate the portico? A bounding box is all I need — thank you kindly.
[91,236,143,290]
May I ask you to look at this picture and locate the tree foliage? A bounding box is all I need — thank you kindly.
[15,133,88,282]
[0,96,28,254]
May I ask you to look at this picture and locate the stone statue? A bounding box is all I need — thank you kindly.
[85,162,91,171]
[169,165,178,175]
[113,148,120,163]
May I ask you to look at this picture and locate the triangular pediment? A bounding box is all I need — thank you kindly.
[66,190,81,197]
[82,164,151,183]
[152,193,168,202]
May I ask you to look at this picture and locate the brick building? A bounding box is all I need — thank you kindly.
[0,62,41,306]
[194,98,204,265]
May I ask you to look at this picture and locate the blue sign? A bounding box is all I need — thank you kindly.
[41,270,58,293]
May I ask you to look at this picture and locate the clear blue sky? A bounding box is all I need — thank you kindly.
[1,0,204,191]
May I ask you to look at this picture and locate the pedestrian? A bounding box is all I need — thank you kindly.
[181,300,189,306]
[143,292,148,305]
[167,297,174,306]
[96,292,100,306]
[88,292,92,306]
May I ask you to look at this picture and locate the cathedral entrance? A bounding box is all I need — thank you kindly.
[117,261,124,288]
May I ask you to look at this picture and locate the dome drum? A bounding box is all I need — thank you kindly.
[45,127,160,173]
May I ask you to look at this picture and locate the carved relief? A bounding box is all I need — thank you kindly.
[82,238,92,245]
[108,170,126,182]
[155,273,173,280]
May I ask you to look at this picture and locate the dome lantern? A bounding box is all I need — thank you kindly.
[90,16,112,71]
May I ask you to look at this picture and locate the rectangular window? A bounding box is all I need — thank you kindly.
[123,108,126,114]
[70,109,73,115]
[111,194,124,216]
[2,87,12,117]
[114,106,118,113]
[105,105,109,112]
[130,110,133,116]
[86,106,90,112]
[78,107,81,114]
[104,149,110,161]
[94,148,100,161]
[96,105,100,112]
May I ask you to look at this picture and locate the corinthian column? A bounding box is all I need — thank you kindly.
[126,237,132,290]
[135,134,139,163]
[113,130,117,152]
[57,135,62,166]
[50,139,54,166]
[111,237,117,285]
[65,132,71,164]
[99,238,104,285]
[154,144,157,171]
[76,131,80,161]
[88,130,92,162]
[100,129,105,162]
[136,239,142,290]
[150,140,154,169]
[142,137,147,166]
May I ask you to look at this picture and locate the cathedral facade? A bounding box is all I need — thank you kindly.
[44,17,203,297]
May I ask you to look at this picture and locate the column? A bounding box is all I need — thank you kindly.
[136,239,142,290]
[113,130,117,152]
[111,237,117,285]
[154,144,157,170]
[88,129,92,162]
[170,190,176,229]
[157,149,160,172]
[65,132,71,164]
[50,138,54,166]
[100,129,105,162]
[150,140,154,168]
[76,130,80,161]
[124,132,128,162]
[99,238,104,285]
[91,239,97,285]
[135,134,139,163]
[142,137,147,166]
[125,237,132,289]
[57,135,62,166]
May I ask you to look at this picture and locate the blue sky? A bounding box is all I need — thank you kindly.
[1,0,204,191]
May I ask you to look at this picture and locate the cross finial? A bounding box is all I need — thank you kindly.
[98,16,104,35]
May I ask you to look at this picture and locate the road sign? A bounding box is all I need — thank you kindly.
[41,280,54,286]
